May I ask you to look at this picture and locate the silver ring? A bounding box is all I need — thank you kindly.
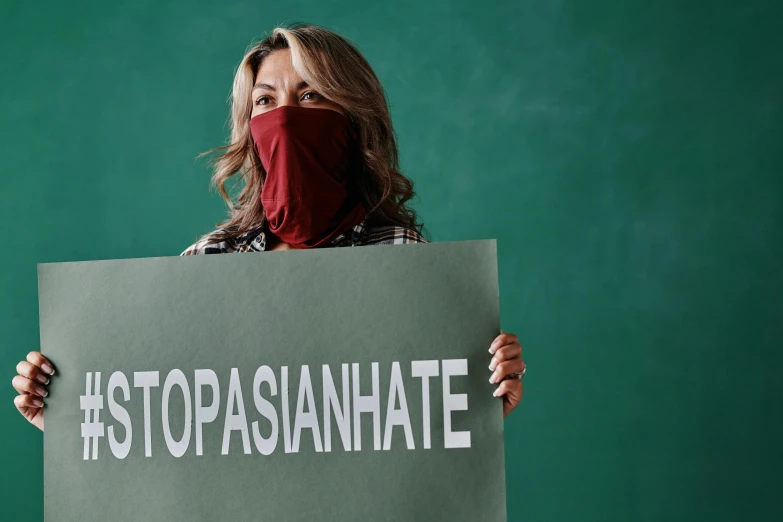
[508,363,526,381]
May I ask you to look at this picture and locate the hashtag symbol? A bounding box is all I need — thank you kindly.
[80,372,104,461]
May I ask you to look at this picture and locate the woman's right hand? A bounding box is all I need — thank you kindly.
[12,351,55,431]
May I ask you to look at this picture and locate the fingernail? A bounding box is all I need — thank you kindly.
[36,374,49,384]
[493,389,500,397]
[36,386,48,397]
[488,359,497,371]
[42,364,53,375]
[489,373,497,384]
[33,399,43,407]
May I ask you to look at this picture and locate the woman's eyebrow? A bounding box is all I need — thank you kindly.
[252,81,310,92]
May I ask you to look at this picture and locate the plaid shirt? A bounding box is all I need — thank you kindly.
[180,217,427,255]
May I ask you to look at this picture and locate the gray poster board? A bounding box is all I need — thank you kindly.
[39,240,506,521]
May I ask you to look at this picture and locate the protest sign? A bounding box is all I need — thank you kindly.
[39,240,506,521]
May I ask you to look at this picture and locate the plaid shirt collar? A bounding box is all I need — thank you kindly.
[246,217,369,251]
[180,214,426,256]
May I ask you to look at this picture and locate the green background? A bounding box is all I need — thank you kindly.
[1,0,781,520]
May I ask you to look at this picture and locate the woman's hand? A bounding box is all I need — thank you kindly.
[488,331,525,418]
[11,351,55,431]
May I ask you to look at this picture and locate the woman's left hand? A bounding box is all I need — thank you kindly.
[488,331,525,418]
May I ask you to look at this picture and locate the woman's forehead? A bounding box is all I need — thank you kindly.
[255,49,301,85]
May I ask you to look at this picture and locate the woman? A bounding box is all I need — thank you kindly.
[12,24,525,431]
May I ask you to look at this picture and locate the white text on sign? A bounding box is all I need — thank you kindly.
[79,360,472,460]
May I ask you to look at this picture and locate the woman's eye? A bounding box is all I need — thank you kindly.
[255,96,271,106]
[302,91,322,101]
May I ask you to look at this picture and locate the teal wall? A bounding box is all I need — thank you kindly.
[1,1,781,520]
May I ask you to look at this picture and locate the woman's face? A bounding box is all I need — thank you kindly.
[251,49,345,118]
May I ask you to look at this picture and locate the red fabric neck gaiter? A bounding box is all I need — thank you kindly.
[249,106,366,249]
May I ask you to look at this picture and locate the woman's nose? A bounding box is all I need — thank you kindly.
[277,93,300,108]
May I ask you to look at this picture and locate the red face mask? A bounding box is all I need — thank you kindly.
[249,106,366,249]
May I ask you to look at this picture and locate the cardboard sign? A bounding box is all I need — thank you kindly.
[39,240,506,521]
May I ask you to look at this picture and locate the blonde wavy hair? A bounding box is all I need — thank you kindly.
[203,23,425,243]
